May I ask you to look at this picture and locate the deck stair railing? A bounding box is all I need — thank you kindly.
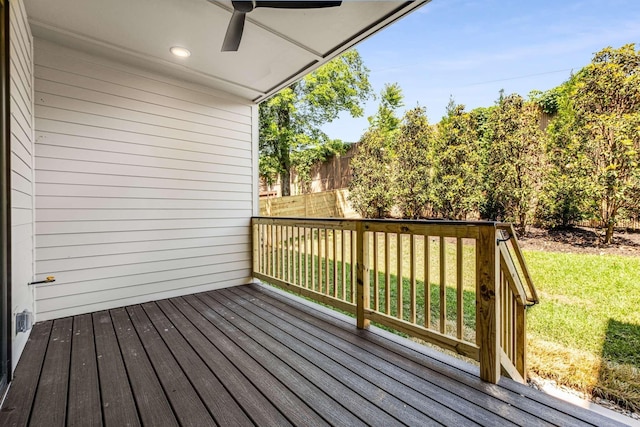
[251,217,539,384]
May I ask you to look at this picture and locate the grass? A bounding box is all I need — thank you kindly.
[263,233,640,411]
[524,251,640,411]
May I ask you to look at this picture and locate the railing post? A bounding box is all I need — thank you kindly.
[356,221,370,329]
[252,219,259,275]
[477,224,500,383]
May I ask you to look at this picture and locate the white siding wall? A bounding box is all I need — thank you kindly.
[9,0,35,367]
[33,40,255,320]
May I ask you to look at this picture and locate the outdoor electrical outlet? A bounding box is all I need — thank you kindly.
[16,310,33,334]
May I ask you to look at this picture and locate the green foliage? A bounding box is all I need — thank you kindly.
[529,88,560,115]
[259,50,372,195]
[536,78,594,228]
[431,102,483,219]
[481,94,545,228]
[348,129,394,218]
[368,82,404,133]
[570,44,640,242]
[348,81,405,218]
[393,107,434,218]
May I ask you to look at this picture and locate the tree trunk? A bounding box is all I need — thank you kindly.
[281,169,291,197]
[604,221,615,244]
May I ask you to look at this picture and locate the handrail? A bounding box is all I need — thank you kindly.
[251,216,537,384]
[497,223,539,304]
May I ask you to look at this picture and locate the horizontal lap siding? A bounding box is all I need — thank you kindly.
[33,41,255,320]
[10,0,35,367]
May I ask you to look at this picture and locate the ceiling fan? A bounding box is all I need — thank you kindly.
[222,1,342,52]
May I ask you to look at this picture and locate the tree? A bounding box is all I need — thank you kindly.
[348,82,404,218]
[571,44,640,243]
[368,82,404,133]
[535,78,593,228]
[481,94,545,229]
[259,50,372,196]
[431,101,483,219]
[394,107,434,218]
[348,129,394,218]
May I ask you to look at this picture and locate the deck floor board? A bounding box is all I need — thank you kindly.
[231,286,575,427]
[209,289,457,426]
[0,283,627,427]
[166,296,294,427]
[0,320,52,427]
[141,301,253,427]
[110,307,178,427]
[92,310,140,427]
[29,317,72,427]
[225,286,516,427]
[67,313,102,427]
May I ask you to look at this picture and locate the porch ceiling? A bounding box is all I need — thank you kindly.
[25,0,427,103]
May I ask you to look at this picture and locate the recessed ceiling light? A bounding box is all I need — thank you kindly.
[170,46,191,58]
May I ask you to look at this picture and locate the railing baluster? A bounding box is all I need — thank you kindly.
[272,224,276,277]
[385,232,391,315]
[503,276,508,355]
[341,230,346,300]
[318,228,323,293]
[280,225,285,279]
[397,233,403,320]
[509,292,515,360]
[325,228,329,295]
[508,280,512,359]
[284,226,289,282]
[410,234,416,324]
[303,228,309,288]
[333,229,338,298]
[293,227,298,285]
[262,224,267,274]
[516,299,526,380]
[293,226,298,284]
[288,226,293,282]
[311,228,316,291]
[266,224,271,276]
[424,235,430,329]
[373,232,379,312]
[439,236,446,334]
[351,230,356,303]
[457,237,463,340]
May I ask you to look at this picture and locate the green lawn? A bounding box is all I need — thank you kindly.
[524,251,640,410]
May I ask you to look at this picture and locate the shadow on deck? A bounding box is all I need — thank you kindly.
[0,284,625,426]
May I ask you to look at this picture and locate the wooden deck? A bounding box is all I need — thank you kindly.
[0,284,625,426]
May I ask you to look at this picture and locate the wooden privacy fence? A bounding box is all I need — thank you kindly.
[251,217,539,384]
[259,189,358,218]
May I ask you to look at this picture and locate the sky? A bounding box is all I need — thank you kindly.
[322,0,640,142]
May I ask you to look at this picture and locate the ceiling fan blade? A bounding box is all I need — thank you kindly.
[222,9,246,52]
[221,1,341,52]
[256,1,342,9]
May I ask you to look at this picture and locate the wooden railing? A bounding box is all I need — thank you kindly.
[496,223,539,382]
[251,217,539,384]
